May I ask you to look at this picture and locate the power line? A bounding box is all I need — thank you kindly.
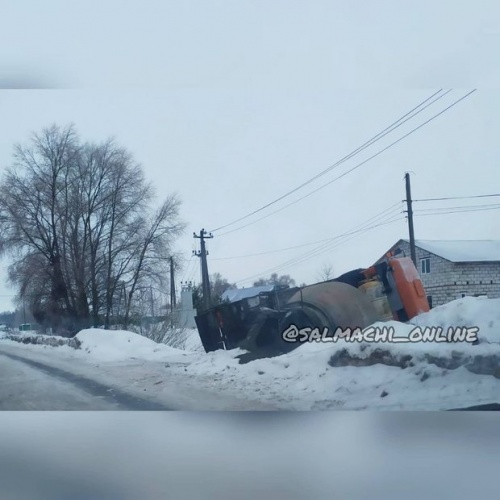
[211,239,338,260]
[250,202,401,272]
[210,89,450,234]
[213,202,403,259]
[216,89,476,237]
[222,202,402,264]
[233,204,404,285]
[187,261,199,284]
[414,205,500,216]
[414,202,500,212]
[414,193,500,202]
[274,210,404,272]
[179,255,194,283]
[234,216,404,285]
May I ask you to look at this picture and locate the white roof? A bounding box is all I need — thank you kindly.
[221,285,275,303]
[403,239,500,263]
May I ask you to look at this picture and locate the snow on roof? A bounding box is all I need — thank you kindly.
[221,285,275,303]
[404,239,500,263]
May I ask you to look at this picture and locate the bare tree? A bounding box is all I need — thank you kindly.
[253,273,296,287]
[121,196,184,328]
[192,272,236,310]
[0,124,185,334]
[317,262,335,282]
[0,124,81,331]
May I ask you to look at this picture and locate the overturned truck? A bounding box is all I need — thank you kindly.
[195,256,430,360]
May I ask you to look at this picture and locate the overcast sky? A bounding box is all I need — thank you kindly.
[1,0,499,312]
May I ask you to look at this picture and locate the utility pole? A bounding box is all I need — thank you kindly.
[404,172,417,267]
[193,228,213,311]
[169,256,176,310]
[169,256,176,327]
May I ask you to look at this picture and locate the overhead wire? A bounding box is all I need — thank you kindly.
[210,89,451,234]
[179,255,194,284]
[215,89,476,237]
[414,202,500,212]
[213,201,403,260]
[233,202,405,284]
[414,193,500,202]
[234,215,404,286]
[414,205,500,216]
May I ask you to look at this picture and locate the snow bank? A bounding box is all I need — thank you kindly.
[182,335,500,409]
[410,296,500,344]
[75,328,188,362]
[178,297,500,409]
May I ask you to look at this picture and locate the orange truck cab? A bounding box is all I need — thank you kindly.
[387,256,429,321]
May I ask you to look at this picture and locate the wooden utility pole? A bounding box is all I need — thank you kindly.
[193,228,213,311]
[405,172,417,267]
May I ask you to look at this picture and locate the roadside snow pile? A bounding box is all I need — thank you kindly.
[181,297,500,409]
[410,296,500,344]
[75,328,189,362]
[327,298,500,378]
[183,336,500,410]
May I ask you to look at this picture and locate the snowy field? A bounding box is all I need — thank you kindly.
[1,296,500,410]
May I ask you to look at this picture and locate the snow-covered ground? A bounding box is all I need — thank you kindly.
[1,297,500,410]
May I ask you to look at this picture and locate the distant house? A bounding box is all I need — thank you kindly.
[376,239,500,308]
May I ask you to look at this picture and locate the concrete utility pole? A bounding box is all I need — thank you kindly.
[170,256,176,311]
[193,228,213,311]
[404,172,417,267]
[150,285,154,318]
[169,256,176,327]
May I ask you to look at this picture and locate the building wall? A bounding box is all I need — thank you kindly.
[385,240,500,307]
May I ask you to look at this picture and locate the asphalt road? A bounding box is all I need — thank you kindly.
[0,350,173,410]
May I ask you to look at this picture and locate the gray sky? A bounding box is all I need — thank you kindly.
[1,1,499,311]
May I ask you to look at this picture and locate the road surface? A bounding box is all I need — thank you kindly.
[0,349,173,410]
[0,343,279,410]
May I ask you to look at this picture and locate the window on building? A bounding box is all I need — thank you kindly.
[427,295,433,309]
[457,291,467,299]
[420,257,431,274]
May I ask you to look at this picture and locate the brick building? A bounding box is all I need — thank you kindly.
[376,239,500,308]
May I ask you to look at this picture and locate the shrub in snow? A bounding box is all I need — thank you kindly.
[128,321,204,351]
